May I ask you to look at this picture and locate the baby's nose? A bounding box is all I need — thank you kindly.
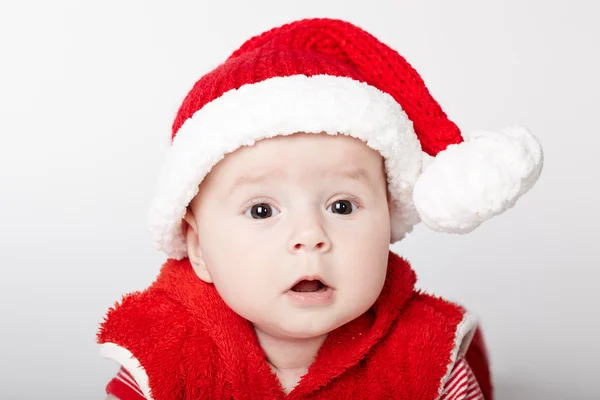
[288,229,332,254]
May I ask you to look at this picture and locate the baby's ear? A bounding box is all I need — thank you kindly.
[386,192,396,242]
[386,188,394,216]
[182,208,213,283]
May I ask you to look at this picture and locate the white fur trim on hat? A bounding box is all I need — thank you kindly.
[148,74,423,259]
[413,126,543,233]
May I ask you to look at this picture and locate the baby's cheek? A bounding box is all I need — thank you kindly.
[208,254,272,298]
[339,239,388,291]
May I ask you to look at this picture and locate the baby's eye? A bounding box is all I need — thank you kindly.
[245,203,280,219]
[327,199,358,215]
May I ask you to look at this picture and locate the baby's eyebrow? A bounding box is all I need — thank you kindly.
[227,171,285,196]
[228,167,375,195]
[331,167,375,190]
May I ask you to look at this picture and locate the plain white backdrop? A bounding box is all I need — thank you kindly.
[1,1,598,399]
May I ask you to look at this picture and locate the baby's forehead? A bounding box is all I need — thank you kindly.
[218,133,383,173]
[200,132,386,190]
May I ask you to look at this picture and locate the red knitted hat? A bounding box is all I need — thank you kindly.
[149,18,543,259]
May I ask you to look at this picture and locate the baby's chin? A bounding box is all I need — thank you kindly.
[253,314,353,340]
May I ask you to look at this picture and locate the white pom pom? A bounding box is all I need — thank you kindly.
[413,126,543,233]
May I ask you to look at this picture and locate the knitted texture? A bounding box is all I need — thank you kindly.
[171,18,462,156]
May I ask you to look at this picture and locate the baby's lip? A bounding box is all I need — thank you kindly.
[287,275,333,292]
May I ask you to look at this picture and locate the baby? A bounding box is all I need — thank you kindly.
[99,18,543,400]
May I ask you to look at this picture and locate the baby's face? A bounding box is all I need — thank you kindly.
[184,132,391,339]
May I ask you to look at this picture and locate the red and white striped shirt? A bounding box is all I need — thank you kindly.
[439,358,485,400]
[106,357,484,400]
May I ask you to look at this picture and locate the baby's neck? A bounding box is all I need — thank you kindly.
[254,327,327,394]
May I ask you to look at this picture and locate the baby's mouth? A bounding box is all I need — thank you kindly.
[290,279,328,293]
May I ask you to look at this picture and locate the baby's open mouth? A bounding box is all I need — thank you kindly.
[291,279,328,293]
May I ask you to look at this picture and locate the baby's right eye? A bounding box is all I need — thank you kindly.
[245,203,280,219]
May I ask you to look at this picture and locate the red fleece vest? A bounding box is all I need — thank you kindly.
[98,252,492,399]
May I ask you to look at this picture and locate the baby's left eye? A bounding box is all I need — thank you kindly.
[327,200,358,215]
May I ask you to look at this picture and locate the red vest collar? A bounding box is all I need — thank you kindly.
[152,251,416,397]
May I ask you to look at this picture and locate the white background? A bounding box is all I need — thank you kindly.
[1,1,598,399]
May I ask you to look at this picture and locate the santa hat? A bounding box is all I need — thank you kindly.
[149,18,543,260]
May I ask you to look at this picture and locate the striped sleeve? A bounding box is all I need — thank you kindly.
[439,357,485,400]
[106,357,485,399]
[105,366,146,400]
